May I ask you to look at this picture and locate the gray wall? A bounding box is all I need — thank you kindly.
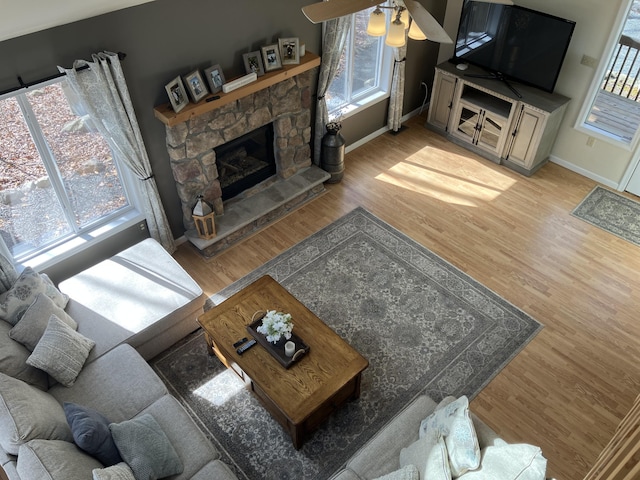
[0,0,445,245]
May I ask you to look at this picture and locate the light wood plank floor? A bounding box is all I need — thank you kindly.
[172,114,640,480]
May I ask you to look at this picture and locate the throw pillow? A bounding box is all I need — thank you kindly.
[27,314,95,387]
[372,465,420,480]
[40,272,69,309]
[0,267,48,325]
[0,319,49,390]
[400,434,451,480]
[92,462,136,480]
[17,439,102,480]
[456,443,547,480]
[419,396,480,477]
[0,372,72,455]
[10,293,77,351]
[64,402,123,466]
[110,414,183,480]
[0,253,18,293]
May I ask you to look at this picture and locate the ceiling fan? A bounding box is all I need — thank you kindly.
[301,0,514,45]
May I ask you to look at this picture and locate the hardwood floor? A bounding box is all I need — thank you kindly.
[172,113,640,480]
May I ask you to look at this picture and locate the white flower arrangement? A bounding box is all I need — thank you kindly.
[256,310,293,344]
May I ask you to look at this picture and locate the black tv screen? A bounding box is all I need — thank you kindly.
[454,2,576,93]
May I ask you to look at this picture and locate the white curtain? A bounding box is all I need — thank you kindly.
[314,16,351,165]
[59,52,176,253]
[388,8,408,132]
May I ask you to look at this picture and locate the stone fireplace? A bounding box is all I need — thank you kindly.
[158,54,328,257]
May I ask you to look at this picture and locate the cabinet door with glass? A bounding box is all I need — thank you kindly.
[476,111,509,155]
[451,100,482,144]
[451,100,509,156]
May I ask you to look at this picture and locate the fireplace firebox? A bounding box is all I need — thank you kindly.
[215,123,276,201]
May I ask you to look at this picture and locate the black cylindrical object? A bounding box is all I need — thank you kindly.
[321,122,345,183]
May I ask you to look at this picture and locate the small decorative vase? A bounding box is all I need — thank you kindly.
[321,121,345,183]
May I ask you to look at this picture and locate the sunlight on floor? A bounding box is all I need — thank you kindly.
[375,147,517,206]
[193,368,244,406]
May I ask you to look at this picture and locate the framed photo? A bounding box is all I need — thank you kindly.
[204,64,225,94]
[261,44,282,72]
[165,76,189,113]
[243,51,265,77]
[279,37,300,65]
[184,70,208,103]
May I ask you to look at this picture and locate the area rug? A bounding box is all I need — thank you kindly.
[152,207,542,480]
[572,185,640,246]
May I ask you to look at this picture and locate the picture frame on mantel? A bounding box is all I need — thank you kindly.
[261,44,282,72]
[279,37,300,65]
[204,64,225,94]
[184,70,209,103]
[243,51,265,77]
[165,76,189,113]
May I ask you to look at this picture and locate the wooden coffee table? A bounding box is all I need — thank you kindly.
[197,275,368,449]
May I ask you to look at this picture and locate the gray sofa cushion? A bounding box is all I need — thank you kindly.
[0,372,72,455]
[191,460,241,480]
[49,344,168,422]
[16,439,102,479]
[0,320,48,390]
[26,314,95,387]
[9,293,77,351]
[110,414,183,480]
[64,402,122,466]
[138,394,221,480]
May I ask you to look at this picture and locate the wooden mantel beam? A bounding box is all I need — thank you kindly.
[153,52,321,127]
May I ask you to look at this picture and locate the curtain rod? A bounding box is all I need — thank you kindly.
[0,51,127,97]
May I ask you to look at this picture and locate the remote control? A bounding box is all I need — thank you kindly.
[233,337,248,348]
[236,339,257,355]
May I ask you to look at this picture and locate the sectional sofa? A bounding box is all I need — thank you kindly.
[0,238,239,480]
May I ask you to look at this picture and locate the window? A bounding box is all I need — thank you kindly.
[577,0,640,148]
[326,3,394,120]
[0,77,136,262]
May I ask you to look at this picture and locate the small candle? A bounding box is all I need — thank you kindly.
[285,341,296,357]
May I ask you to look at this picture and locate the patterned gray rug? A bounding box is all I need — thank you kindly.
[572,186,640,246]
[152,207,542,480]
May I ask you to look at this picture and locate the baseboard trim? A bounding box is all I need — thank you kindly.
[549,155,619,190]
[345,107,425,154]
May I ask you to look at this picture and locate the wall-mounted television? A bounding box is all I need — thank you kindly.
[453,2,576,93]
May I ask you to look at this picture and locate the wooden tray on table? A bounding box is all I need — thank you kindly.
[247,316,309,369]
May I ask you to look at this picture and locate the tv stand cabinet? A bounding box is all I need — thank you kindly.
[426,62,570,176]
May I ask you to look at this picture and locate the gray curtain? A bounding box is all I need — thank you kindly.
[59,52,176,253]
[388,4,408,132]
[314,16,351,165]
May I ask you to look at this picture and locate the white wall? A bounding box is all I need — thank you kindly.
[0,0,156,42]
[439,0,632,188]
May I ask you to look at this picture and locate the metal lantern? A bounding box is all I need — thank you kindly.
[192,196,216,240]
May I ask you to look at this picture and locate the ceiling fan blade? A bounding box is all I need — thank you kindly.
[302,0,381,24]
[405,0,453,44]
